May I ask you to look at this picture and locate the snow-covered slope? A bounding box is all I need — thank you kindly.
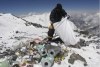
[0,13,26,36]
[0,13,100,67]
[22,13,50,27]
[0,13,48,48]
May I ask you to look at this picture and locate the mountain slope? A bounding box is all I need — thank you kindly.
[0,13,100,67]
[69,12,100,36]
[0,13,26,37]
[22,13,50,27]
[0,13,48,48]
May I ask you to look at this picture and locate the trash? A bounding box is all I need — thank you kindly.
[12,61,20,67]
[55,60,61,65]
[22,63,26,66]
[61,56,65,60]
[44,45,61,57]
[41,56,54,67]
[54,52,65,62]
[30,41,36,49]
[33,52,41,64]
[0,53,4,59]
[64,49,69,53]
[53,17,78,45]
[0,59,10,67]
[18,51,22,56]
[0,38,70,67]
[11,55,18,61]
[20,47,27,53]
[36,45,47,57]
[26,64,33,67]
[29,55,33,61]
[12,64,20,67]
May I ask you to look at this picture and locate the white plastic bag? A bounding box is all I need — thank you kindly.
[53,17,78,45]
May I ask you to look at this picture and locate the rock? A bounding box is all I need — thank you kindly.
[79,31,89,35]
[89,57,91,59]
[0,47,2,50]
[78,39,89,47]
[68,57,75,64]
[84,62,88,66]
[15,31,19,33]
[68,65,71,67]
[68,53,87,65]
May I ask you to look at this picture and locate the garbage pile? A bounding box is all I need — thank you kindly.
[0,38,69,67]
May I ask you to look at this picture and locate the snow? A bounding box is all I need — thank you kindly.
[23,13,50,27]
[0,13,100,67]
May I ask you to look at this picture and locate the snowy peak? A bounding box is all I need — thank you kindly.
[21,13,50,27]
[19,12,46,18]
[0,13,25,24]
[0,13,26,37]
[21,12,78,30]
[28,12,40,16]
[86,25,100,36]
[70,12,100,36]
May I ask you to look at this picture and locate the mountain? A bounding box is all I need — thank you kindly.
[0,13,100,67]
[20,12,100,37]
[0,13,26,36]
[20,12,50,27]
[20,12,78,30]
[0,13,47,47]
[86,25,100,36]
[69,12,100,36]
[19,12,40,18]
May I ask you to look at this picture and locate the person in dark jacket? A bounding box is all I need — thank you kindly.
[48,3,69,42]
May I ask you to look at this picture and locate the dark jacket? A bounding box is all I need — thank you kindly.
[50,7,67,23]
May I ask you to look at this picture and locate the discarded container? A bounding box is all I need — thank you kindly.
[12,61,20,67]
[20,47,27,53]
[29,55,33,61]
[55,60,61,65]
[22,63,26,66]
[26,64,33,67]
[45,45,61,57]
[36,45,47,57]
[0,59,10,67]
[33,52,41,63]
[61,56,65,60]
[41,56,54,67]
[0,54,4,59]
[54,57,58,62]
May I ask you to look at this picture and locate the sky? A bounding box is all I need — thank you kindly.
[0,0,99,15]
